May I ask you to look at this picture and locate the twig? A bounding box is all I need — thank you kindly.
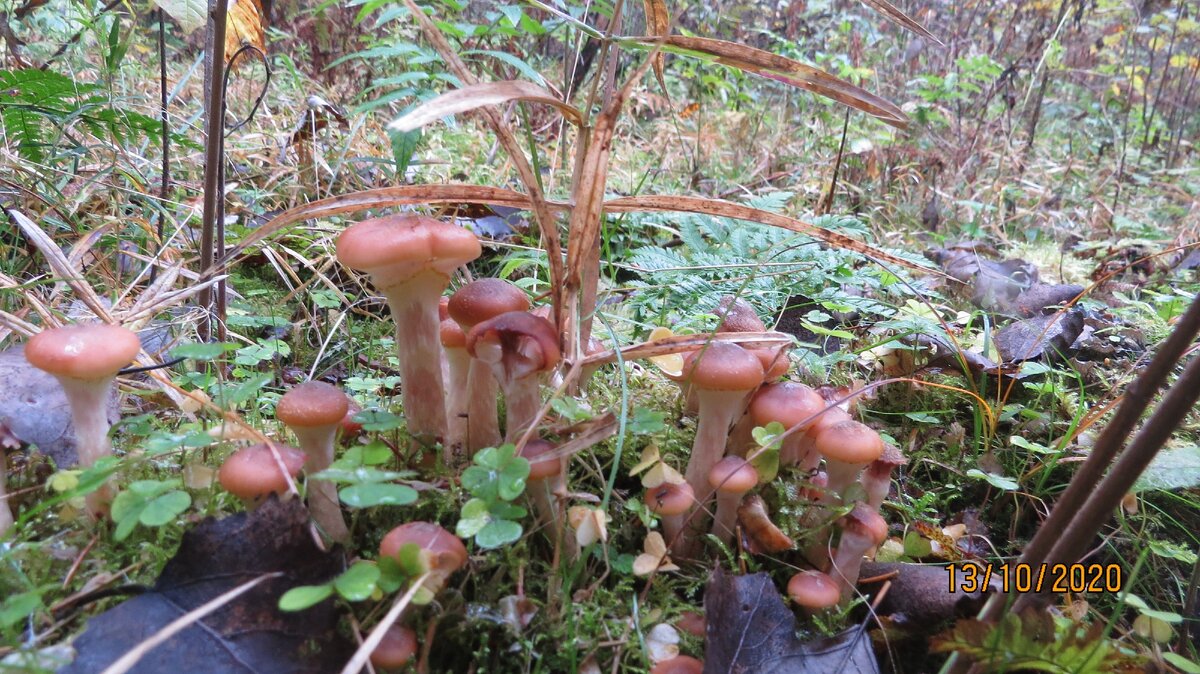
[151,8,170,285]
[197,0,229,341]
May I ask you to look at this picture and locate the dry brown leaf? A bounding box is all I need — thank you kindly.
[390,81,583,132]
[641,0,670,93]
[857,0,942,45]
[622,35,907,128]
[225,0,266,68]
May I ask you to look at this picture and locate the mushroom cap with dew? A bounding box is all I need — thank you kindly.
[26,324,141,380]
[715,296,765,333]
[682,342,764,392]
[335,215,481,288]
[650,655,704,674]
[380,521,468,574]
[708,456,758,494]
[787,570,841,609]
[841,503,889,546]
[814,420,884,465]
[218,443,306,502]
[449,278,530,329]
[519,439,561,480]
[370,624,417,670]
[646,482,694,517]
[750,382,826,429]
[440,318,467,349]
[466,312,561,379]
[276,381,350,428]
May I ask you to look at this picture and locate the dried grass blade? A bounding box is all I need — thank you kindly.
[604,194,942,276]
[339,572,432,674]
[390,80,583,132]
[641,0,670,92]
[583,332,793,366]
[8,210,115,323]
[620,35,907,128]
[857,0,942,45]
[552,412,619,461]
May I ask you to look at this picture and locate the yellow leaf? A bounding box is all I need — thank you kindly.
[631,444,661,476]
[646,327,684,377]
[641,462,684,488]
[225,0,266,68]
[568,506,610,547]
[633,532,678,576]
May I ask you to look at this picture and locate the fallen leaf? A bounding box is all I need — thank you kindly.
[633,532,679,576]
[993,310,1085,363]
[60,497,351,673]
[858,562,994,627]
[568,506,610,547]
[225,0,266,68]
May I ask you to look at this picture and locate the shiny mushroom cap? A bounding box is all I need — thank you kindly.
[218,443,306,501]
[650,655,704,674]
[466,312,561,380]
[519,439,561,480]
[814,420,884,465]
[370,625,418,670]
[749,382,826,429]
[448,278,530,329]
[440,318,467,349]
[380,521,468,574]
[335,215,481,288]
[646,481,694,517]
[276,381,350,428]
[25,324,141,380]
[787,570,841,609]
[715,296,765,333]
[707,456,759,494]
[682,342,764,392]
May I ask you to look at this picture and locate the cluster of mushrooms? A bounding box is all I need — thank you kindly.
[4,214,905,669]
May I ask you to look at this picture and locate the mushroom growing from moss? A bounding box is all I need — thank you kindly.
[276,381,351,543]
[336,215,481,451]
[708,456,758,546]
[380,521,468,594]
[830,503,889,600]
[449,279,531,452]
[518,438,565,542]
[25,323,141,518]
[466,312,560,442]
[745,382,826,466]
[218,443,306,509]
[370,624,418,671]
[813,420,884,503]
[646,480,694,550]
[787,569,841,614]
[650,655,704,674]
[860,443,906,510]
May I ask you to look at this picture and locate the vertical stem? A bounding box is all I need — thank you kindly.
[291,426,349,543]
[381,275,449,450]
[0,447,12,536]
[502,376,542,443]
[152,8,169,285]
[465,362,502,453]
[197,0,228,341]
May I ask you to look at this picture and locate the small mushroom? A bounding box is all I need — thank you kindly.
[218,443,306,509]
[793,406,851,473]
[745,382,826,466]
[25,323,141,517]
[650,655,704,674]
[830,503,889,600]
[646,481,694,551]
[370,624,418,671]
[336,215,482,450]
[860,443,907,510]
[787,570,841,614]
[466,312,560,442]
[813,420,884,503]
[276,381,351,543]
[708,456,758,546]
[449,279,531,452]
[380,521,468,594]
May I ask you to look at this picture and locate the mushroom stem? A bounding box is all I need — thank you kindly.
[679,390,745,554]
[501,375,542,442]
[528,475,563,542]
[443,341,472,462]
[711,491,740,544]
[379,273,449,448]
[821,460,863,504]
[0,446,12,537]
[291,425,350,543]
[466,364,502,452]
[59,377,118,516]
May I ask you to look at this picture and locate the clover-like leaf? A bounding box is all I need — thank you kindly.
[333,562,380,602]
[338,483,417,508]
[278,584,333,612]
[476,519,523,549]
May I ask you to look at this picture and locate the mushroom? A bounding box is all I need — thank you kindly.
[218,443,306,509]
[25,323,141,517]
[380,521,468,594]
[650,655,704,674]
[645,481,694,551]
[794,407,851,473]
[518,438,565,542]
[860,443,907,510]
[276,381,351,543]
[715,296,765,333]
[743,382,826,465]
[449,279,530,452]
[708,456,758,546]
[466,312,560,442]
[440,318,471,462]
[675,611,705,639]
[340,399,364,440]
[829,503,889,600]
[677,342,763,551]
[813,420,884,504]
[335,215,482,450]
[787,570,841,614]
[370,624,418,671]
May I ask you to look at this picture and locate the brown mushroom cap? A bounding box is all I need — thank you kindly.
[519,439,561,480]
[707,456,758,493]
[650,655,704,674]
[646,481,694,517]
[715,296,765,333]
[25,324,141,380]
[754,343,791,380]
[787,570,841,609]
[682,342,764,392]
[814,420,884,465]
[340,399,364,438]
[466,312,561,379]
[675,611,705,638]
[218,443,306,501]
[276,381,350,428]
[841,503,889,545]
[370,624,418,670]
[749,382,826,429]
[335,215,481,288]
[380,521,468,574]
[449,278,530,329]
[440,318,467,349]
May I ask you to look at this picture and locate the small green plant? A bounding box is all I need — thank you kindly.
[278,542,431,611]
[314,441,419,509]
[109,479,191,541]
[455,444,530,549]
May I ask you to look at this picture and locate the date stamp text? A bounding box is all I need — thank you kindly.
[945,563,1123,594]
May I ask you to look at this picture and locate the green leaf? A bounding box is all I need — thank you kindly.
[966,468,1018,491]
[476,519,522,549]
[0,591,42,629]
[550,397,591,423]
[278,584,333,611]
[153,0,206,33]
[489,502,526,520]
[353,409,405,432]
[629,407,666,435]
[170,342,238,360]
[1163,653,1200,674]
[139,491,191,527]
[219,373,273,407]
[389,127,421,178]
[338,483,417,508]
[334,562,381,602]
[1133,444,1200,493]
